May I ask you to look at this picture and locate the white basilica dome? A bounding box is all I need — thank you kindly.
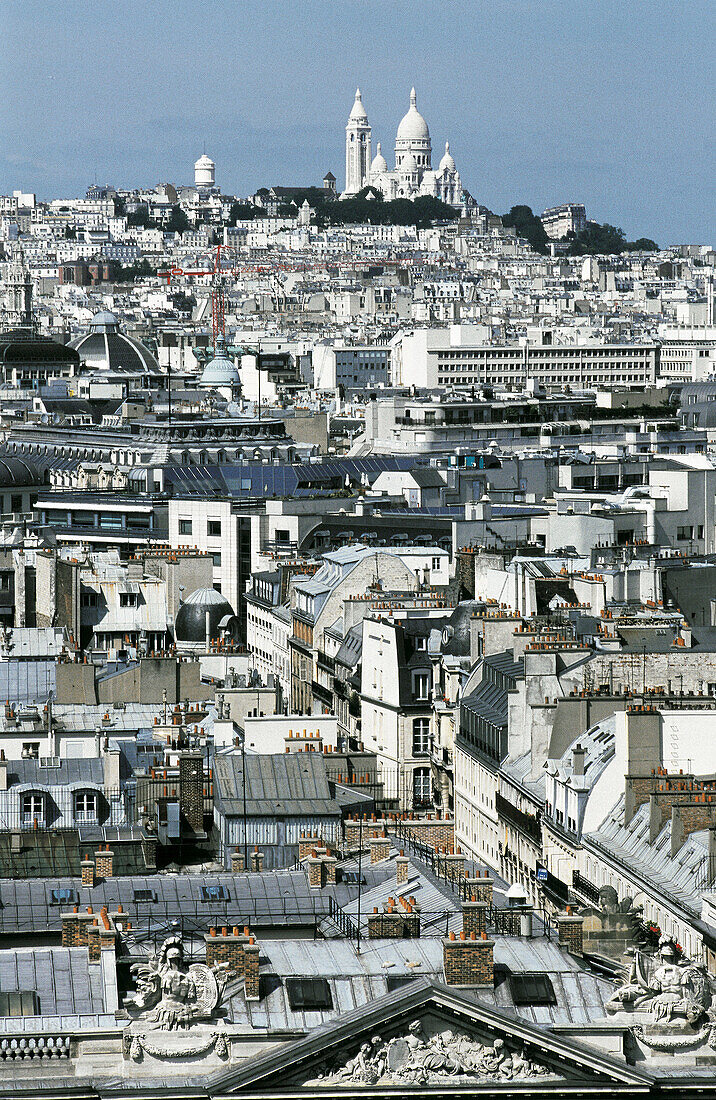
[439,141,456,172]
[396,88,430,142]
[370,142,388,174]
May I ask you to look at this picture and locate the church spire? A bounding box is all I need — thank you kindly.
[3,247,33,330]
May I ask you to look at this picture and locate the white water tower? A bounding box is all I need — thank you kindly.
[194,153,215,188]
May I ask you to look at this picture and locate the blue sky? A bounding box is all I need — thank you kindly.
[1,0,714,244]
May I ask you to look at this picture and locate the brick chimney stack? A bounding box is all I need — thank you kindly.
[557,909,584,956]
[243,938,260,1001]
[443,931,494,987]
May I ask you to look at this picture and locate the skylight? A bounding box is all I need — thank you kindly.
[286,977,332,1010]
[508,973,557,1006]
[200,884,230,902]
[50,888,77,905]
[386,974,417,992]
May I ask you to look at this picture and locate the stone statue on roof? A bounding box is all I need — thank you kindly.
[606,936,716,1052]
[125,934,225,1030]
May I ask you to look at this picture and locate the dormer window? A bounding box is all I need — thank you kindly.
[74,791,98,824]
[21,793,44,828]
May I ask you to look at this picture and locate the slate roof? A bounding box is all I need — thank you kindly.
[164,457,417,501]
[461,678,510,729]
[334,623,362,670]
[0,702,160,734]
[461,650,525,730]
[586,796,706,917]
[483,650,524,681]
[0,947,107,1017]
[441,601,482,657]
[500,749,546,802]
[341,867,462,935]
[409,467,445,488]
[0,660,55,704]
[552,715,616,783]
[7,757,105,788]
[0,824,148,881]
[213,752,341,818]
[37,398,92,417]
[0,456,44,488]
[0,868,365,934]
[222,935,617,1032]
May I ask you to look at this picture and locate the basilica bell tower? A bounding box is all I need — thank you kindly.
[344,88,372,197]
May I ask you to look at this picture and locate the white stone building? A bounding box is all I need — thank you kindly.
[541,204,587,240]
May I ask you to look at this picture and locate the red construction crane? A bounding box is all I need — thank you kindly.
[158,244,239,348]
[157,244,418,343]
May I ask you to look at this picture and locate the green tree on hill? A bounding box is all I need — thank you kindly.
[627,237,659,252]
[566,222,659,255]
[166,205,189,233]
[228,201,266,224]
[319,188,457,229]
[108,258,157,282]
[502,206,549,253]
[127,204,152,228]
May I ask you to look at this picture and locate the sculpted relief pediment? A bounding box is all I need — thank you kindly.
[213,984,650,1095]
[302,1017,560,1088]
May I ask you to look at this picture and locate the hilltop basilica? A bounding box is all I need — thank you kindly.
[343,87,463,209]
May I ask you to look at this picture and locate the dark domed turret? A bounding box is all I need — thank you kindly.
[174,587,238,645]
[442,601,483,656]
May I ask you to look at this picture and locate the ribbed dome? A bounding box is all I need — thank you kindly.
[401,152,418,173]
[184,586,232,607]
[396,88,430,142]
[439,141,456,172]
[199,352,240,388]
[175,587,237,644]
[89,311,119,332]
[69,312,158,373]
[194,154,215,170]
[370,142,388,174]
[348,87,368,122]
